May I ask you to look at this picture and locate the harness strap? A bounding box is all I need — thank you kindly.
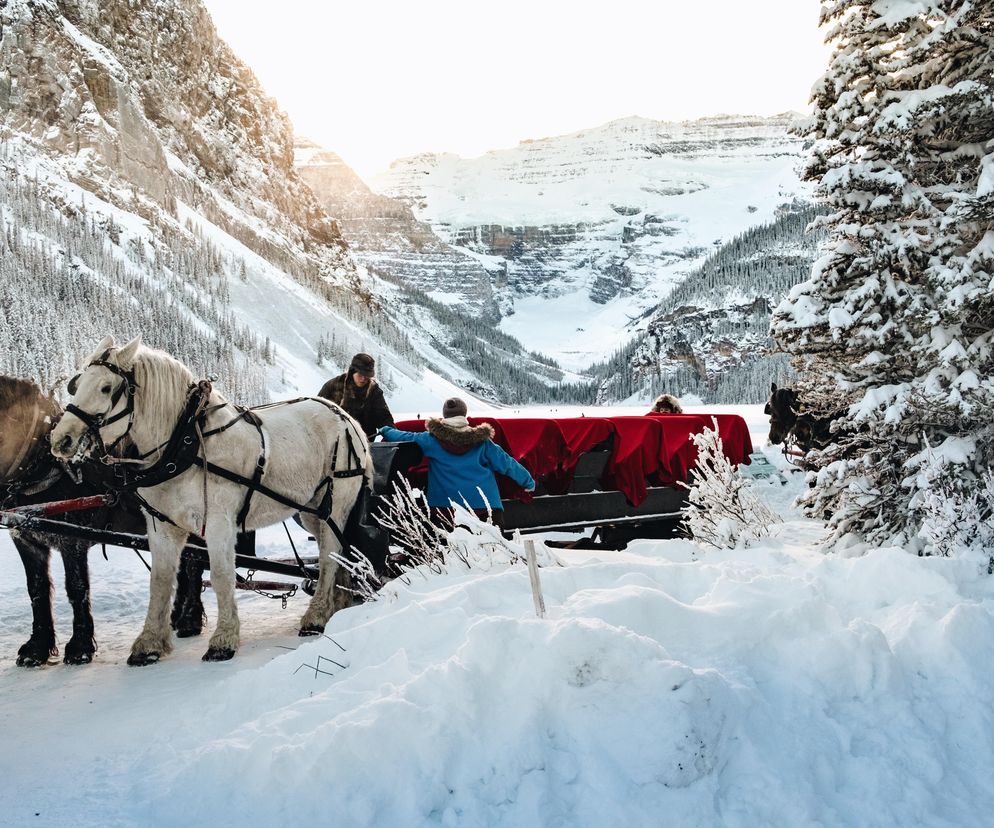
[84,391,364,550]
[134,492,180,529]
[235,410,266,532]
[17,466,65,498]
[189,456,350,548]
[85,382,210,493]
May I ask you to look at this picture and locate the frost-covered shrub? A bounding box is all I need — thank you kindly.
[338,479,559,600]
[680,422,780,549]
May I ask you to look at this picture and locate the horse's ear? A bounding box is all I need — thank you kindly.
[92,335,115,356]
[116,336,142,366]
[771,381,777,393]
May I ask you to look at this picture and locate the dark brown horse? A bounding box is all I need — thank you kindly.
[1,376,204,666]
[764,382,839,457]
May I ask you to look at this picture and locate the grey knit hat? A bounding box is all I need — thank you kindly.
[441,397,468,418]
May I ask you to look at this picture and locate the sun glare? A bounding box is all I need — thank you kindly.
[203,0,831,179]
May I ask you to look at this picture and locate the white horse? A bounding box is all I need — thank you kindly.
[50,336,371,664]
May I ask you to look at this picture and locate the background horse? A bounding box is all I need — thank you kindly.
[765,382,838,457]
[51,336,371,664]
[0,376,205,665]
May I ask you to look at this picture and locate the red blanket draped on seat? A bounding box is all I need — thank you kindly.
[600,417,664,507]
[708,414,754,466]
[546,417,616,495]
[645,414,712,485]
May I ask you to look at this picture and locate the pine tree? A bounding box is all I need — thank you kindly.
[771,1,994,549]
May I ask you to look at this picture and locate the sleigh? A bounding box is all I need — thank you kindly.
[1,408,753,665]
[362,413,753,551]
[1,412,753,572]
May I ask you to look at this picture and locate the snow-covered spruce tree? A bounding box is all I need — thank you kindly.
[772,1,994,549]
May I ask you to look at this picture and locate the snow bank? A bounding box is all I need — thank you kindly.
[128,526,994,827]
[2,433,993,826]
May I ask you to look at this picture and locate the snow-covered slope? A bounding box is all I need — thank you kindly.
[0,0,494,413]
[374,115,809,368]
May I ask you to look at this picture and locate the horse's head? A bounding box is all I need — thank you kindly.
[51,335,142,461]
[0,376,60,481]
[765,382,799,446]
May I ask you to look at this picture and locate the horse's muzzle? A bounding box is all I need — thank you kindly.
[55,434,75,458]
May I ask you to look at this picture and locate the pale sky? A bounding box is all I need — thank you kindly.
[202,1,831,179]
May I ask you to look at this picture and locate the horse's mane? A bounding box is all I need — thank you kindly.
[129,346,201,437]
[0,375,55,414]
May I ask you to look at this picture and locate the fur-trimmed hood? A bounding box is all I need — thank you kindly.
[426,417,494,454]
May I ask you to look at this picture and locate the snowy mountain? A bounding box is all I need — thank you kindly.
[0,0,476,412]
[593,204,825,404]
[295,138,501,320]
[373,114,809,369]
[0,1,813,411]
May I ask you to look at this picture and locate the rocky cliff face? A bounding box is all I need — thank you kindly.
[0,0,353,282]
[592,205,823,404]
[295,138,498,318]
[374,115,808,365]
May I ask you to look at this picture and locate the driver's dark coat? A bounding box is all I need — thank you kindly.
[317,373,393,437]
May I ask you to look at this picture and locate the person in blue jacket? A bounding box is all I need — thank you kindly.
[378,397,535,528]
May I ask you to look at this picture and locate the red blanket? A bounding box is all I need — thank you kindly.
[545,417,616,495]
[600,417,664,507]
[553,417,615,466]
[647,414,712,485]
[647,413,753,467]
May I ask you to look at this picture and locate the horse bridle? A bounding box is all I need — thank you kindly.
[64,353,139,457]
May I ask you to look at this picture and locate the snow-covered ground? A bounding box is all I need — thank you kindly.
[2,406,993,827]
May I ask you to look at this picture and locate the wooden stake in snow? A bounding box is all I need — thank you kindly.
[524,538,546,618]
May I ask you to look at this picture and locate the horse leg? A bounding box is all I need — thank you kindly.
[171,545,205,638]
[128,521,186,666]
[298,515,338,636]
[202,519,240,661]
[299,488,360,635]
[12,532,57,667]
[60,541,96,665]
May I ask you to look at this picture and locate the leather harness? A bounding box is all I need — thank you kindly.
[64,364,366,547]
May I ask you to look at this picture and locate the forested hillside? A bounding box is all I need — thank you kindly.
[0,168,273,402]
[591,204,824,404]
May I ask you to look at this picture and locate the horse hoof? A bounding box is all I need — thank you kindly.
[175,627,203,639]
[16,642,56,667]
[64,651,94,666]
[127,651,161,667]
[202,647,235,662]
[298,624,325,637]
